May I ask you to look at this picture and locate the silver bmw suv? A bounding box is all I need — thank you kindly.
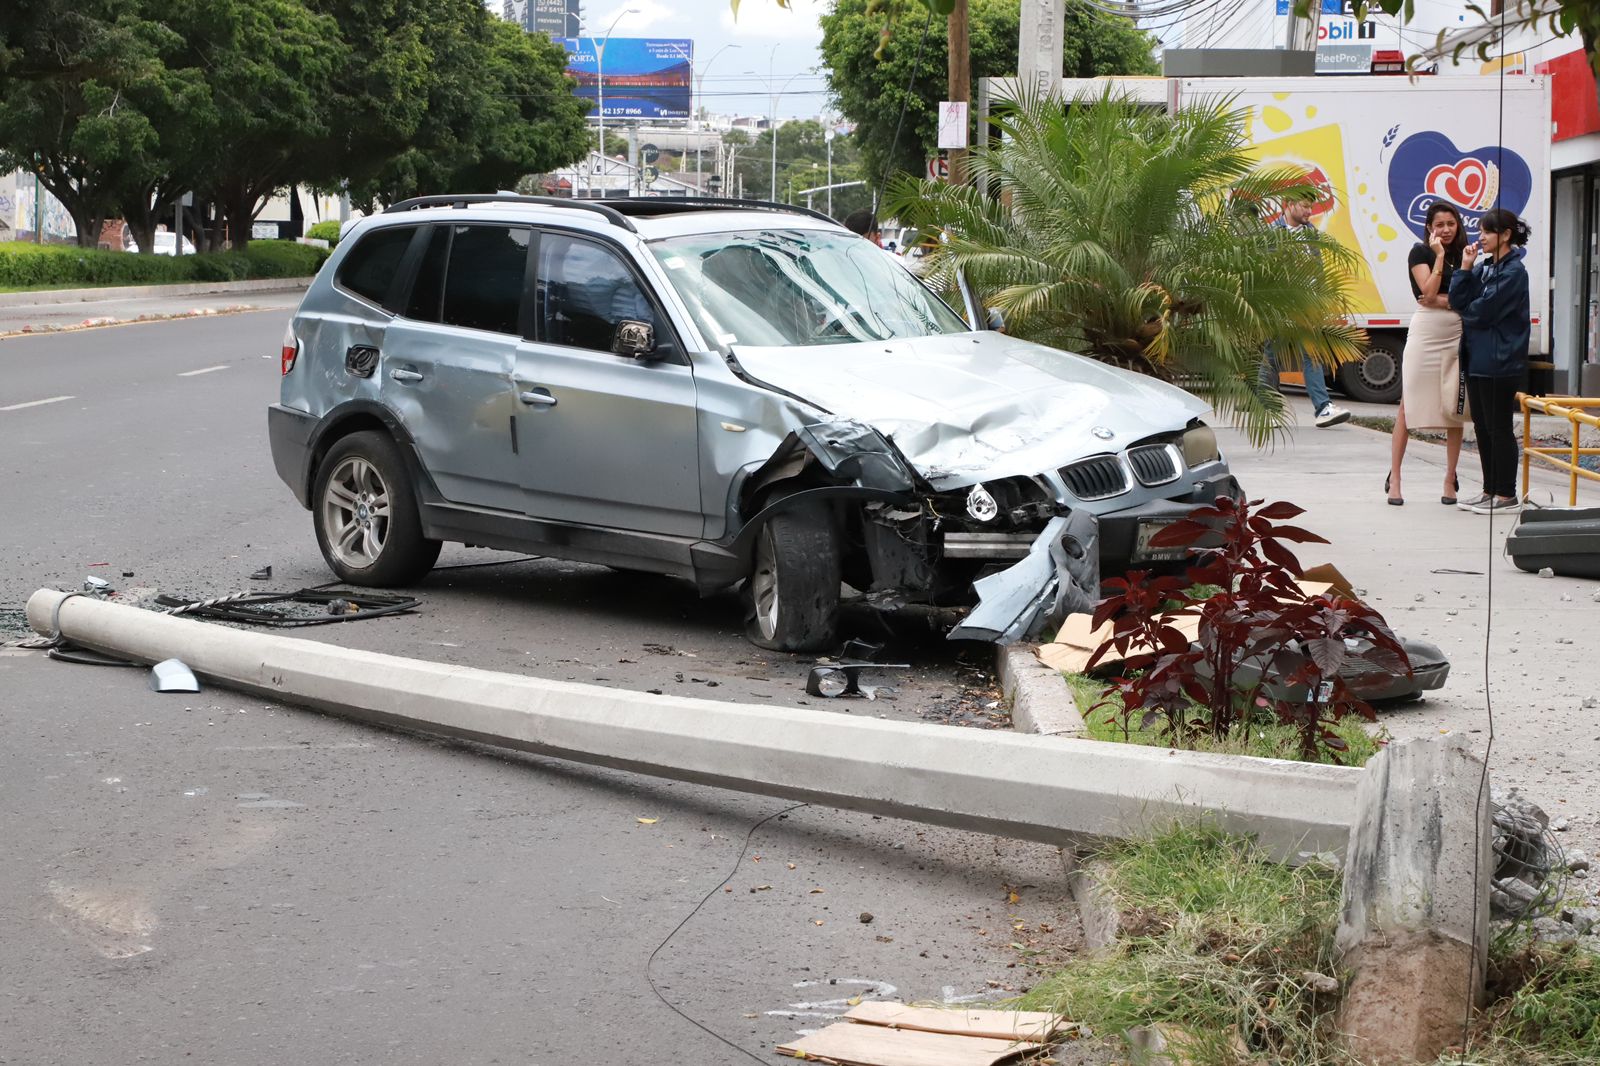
[269,195,1237,651]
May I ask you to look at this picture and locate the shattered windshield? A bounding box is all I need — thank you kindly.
[649,228,969,348]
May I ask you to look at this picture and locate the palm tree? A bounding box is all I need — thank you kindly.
[885,90,1368,444]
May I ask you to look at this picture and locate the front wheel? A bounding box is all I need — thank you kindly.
[1337,336,1403,404]
[312,431,441,586]
[742,501,841,652]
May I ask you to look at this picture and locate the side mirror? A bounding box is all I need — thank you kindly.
[612,319,656,359]
[985,307,1007,333]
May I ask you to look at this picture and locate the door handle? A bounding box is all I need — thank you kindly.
[519,389,557,407]
[390,368,424,384]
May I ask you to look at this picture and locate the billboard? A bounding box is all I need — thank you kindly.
[531,0,578,37]
[559,38,693,121]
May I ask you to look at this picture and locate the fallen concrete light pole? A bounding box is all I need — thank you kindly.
[26,588,1360,859]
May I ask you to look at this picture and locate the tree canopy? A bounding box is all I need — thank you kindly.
[819,0,1158,185]
[0,0,591,248]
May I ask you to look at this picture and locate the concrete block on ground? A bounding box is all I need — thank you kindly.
[1061,847,1122,954]
[997,644,1086,737]
[1336,735,1491,1065]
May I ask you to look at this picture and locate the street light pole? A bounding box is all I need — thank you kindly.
[694,44,740,191]
[593,8,639,199]
[765,49,805,203]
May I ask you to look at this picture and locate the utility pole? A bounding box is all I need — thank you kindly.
[1017,0,1064,101]
[947,0,970,185]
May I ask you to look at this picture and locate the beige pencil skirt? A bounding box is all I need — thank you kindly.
[1402,305,1467,429]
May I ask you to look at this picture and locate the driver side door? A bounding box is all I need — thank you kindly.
[511,230,702,537]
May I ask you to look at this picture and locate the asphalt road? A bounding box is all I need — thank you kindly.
[0,311,1090,1065]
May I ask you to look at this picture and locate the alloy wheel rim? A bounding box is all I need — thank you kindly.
[751,527,780,639]
[322,456,390,569]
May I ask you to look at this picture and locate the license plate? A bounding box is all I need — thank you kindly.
[1132,519,1186,562]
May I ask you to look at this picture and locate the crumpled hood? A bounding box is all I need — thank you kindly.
[731,332,1208,488]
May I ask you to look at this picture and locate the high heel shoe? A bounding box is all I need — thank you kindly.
[1441,474,1460,506]
[1385,473,1403,506]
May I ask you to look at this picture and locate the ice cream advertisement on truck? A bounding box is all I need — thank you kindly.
[1175,76,1551,403]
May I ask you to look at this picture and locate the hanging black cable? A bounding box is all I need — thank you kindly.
[876,8,936,212]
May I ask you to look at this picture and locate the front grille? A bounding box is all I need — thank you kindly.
[1060,455,1128,500]
[1128,444,1181,487]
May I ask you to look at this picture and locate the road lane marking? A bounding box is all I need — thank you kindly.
[178,364,230,377]
[0,395,74,411]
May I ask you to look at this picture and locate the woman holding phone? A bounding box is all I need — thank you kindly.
[1449,207,1533,515]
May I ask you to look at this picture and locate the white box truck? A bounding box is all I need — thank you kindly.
[985,74,1552,403]
[1174,75,1551,403]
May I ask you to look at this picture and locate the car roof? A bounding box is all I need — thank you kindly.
[368,195,847,242]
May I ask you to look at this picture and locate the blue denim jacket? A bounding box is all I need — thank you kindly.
[1448,248,1530,379]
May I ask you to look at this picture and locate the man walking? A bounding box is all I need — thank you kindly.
[1268,196,1352,428]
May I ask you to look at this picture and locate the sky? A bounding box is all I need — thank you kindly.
[577,0,833,120]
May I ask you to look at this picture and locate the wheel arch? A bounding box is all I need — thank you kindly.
[304,401,420,504]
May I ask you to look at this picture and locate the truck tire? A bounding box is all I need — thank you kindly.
[1337,335,1404,404]
[742,499,841,653]
[313,431,441,586]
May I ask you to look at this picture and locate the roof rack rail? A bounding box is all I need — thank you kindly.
[599,196,840,227]
[382,193,636,232]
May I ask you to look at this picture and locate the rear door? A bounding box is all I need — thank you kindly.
[512,230,702,536]
[380,223,531,512]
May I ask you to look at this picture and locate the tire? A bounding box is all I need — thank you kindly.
[742,499,841,653]
[1337,335,1404,404]
[312,430,441,586]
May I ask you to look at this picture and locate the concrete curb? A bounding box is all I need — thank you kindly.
[998,644,1087,737]
[26,588,1362,860]
[0,277,314,308]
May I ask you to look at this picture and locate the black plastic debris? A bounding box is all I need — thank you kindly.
[1507,506,1600,579]
[153,588,420,627]
[250,566,273,581]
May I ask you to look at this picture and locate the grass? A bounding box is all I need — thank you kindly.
[1017,823,1350,1063]
[1062,671,1387,767]
[1452,935,1600,1065]
[1012,825,1600,1065]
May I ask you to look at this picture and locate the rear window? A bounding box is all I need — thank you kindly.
[336,225,417,305]
[402,224,530,336]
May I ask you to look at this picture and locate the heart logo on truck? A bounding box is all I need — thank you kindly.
[1387,131,1532,240]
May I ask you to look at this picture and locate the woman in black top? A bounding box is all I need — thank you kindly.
[1386,201,1466,505]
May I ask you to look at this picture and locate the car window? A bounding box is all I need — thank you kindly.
[538,233,658,353]
[337,225,417,305]
[403,224,531,336]
[649,228,968,348]
[404,227,450,323]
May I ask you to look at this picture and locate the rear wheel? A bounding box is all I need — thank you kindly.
[742,500,841,652]
[313,431,440,586]
[1337,335,1403,404]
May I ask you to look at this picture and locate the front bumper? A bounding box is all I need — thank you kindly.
[945,469,1241,645]
[268,403,318,509]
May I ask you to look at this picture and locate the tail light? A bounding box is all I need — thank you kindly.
[281,323,299,376]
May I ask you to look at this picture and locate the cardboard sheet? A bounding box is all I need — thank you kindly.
[776,1024,1034,1066]
[844,1002,1064,1042]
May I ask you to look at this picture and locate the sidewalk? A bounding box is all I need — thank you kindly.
[1222,417,1600,859]
[0,278,308,336]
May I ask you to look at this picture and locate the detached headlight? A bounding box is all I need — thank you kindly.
[966,483,999,522]
[1182,424,1220,467]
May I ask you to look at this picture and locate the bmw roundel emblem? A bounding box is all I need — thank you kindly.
[1092,426,1115,440]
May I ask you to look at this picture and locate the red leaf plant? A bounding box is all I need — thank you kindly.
[1087,496,1411,762]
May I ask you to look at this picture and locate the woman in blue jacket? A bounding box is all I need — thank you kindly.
[1449,208,1532,515]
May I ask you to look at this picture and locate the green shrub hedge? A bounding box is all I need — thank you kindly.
[305,220,341,245]
[0,240,330,290]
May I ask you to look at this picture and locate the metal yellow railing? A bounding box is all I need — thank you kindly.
[1518,393,1600,506]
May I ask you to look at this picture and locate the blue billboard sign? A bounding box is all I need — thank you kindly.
[559,38,693,121]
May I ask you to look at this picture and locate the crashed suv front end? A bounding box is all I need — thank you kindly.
[661,221,1241,648]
